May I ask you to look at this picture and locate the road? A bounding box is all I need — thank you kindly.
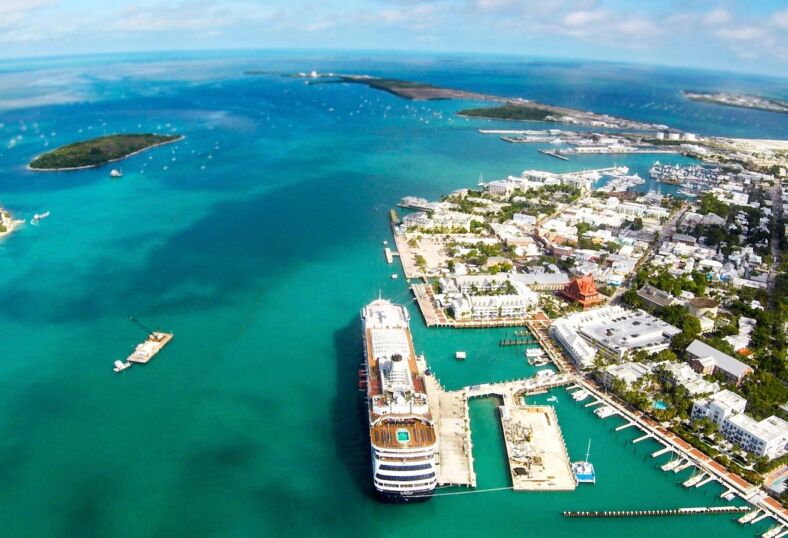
[767,177,783,310]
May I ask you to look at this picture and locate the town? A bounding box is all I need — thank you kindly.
[390,152,787,520]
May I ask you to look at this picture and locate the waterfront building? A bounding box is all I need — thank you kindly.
[550,305,680,367]
[449,293,538,321]
[559,276,604,309]
[691,390,788,460]
[686,340,752,386]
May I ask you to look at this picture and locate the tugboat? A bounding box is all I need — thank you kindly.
[572,439,596,484]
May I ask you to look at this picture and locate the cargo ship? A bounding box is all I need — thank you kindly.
[360,298,438,502]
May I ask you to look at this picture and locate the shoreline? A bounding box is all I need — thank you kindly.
[27,135,185,172]
[0,217,24,240]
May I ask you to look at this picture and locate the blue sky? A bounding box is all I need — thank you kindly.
[1,0,787,77]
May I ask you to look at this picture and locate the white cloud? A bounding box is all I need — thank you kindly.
[112,1,277,33]
[563,9,606,28]
[702,9,730,27]
[772,8,788,31]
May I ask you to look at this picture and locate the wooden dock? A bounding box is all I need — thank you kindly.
[127,332,173,364]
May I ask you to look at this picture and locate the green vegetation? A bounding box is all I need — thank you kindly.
[457,103,553,122]
[697,193,730,217]
[29,134,181,170]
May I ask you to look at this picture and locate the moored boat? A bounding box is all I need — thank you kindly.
[572,439,596,484]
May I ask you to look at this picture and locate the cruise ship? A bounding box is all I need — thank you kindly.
[361,299,438,502]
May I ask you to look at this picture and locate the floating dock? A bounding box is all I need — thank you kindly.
[126,332,173,364]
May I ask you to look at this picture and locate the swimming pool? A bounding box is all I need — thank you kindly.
[396,429,411,443]
[653,400,668,410]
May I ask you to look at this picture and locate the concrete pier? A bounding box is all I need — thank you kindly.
[633,433,652,444]
[615,422,635,431]
[418,356,476,488]
[501,404,575,491]
[652,446,672,458]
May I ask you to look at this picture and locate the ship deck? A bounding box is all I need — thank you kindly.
[371,419,436,450]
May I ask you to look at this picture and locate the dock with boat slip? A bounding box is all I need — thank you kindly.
[416,352,575,491]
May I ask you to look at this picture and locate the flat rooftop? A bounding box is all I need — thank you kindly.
[580,309,680,351]
[501,405,575,491]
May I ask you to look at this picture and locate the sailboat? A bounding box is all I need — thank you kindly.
[572,439,596,484]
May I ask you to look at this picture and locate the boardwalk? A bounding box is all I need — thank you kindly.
[573,377,788,526]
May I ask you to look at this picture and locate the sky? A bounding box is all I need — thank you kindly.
[1,0,787,78]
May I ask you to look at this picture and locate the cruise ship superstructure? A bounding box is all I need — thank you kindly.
[361,299,438,502]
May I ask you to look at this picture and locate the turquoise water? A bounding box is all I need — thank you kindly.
[0,52,784,537]
[654,400,668,411]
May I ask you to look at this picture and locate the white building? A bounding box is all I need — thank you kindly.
[601,361,654,388]
[692,390,788,460]
[449,293,538,321]
[550,306,681,368]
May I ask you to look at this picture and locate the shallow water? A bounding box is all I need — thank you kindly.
[0,51,784,537]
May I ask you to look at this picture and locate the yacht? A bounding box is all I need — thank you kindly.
[31,211,50,224]
[572,439,596,484]
[361,299,438,502]
[110,169,123,178]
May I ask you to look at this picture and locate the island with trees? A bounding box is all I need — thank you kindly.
[285,72,668,130]
[28,133,182,171]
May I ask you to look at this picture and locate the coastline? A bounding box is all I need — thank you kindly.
[0,216,24,240]
[27,135,185,172]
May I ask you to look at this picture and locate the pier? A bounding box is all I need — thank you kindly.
[501,404,576,491]
[563,506,750,518]
[417,356,476,488]
[383,246,399,264]
[538,149,569,161]
[499,337,536,346]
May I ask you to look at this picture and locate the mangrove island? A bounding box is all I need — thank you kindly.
[29,133,182,171]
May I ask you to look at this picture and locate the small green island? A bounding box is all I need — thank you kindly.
[29,133,182,171]
[457,103,554,121]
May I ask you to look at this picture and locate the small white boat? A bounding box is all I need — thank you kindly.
[110,169,123,178]
[546,395,558,403]
[455,351,466,361]
[391,274,398,279]
[31,211,50,224]
[526,347,546,358]
[572,389,590,402]
[113,360,132,373]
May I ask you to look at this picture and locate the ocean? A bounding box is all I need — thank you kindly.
[0,50,785,537]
